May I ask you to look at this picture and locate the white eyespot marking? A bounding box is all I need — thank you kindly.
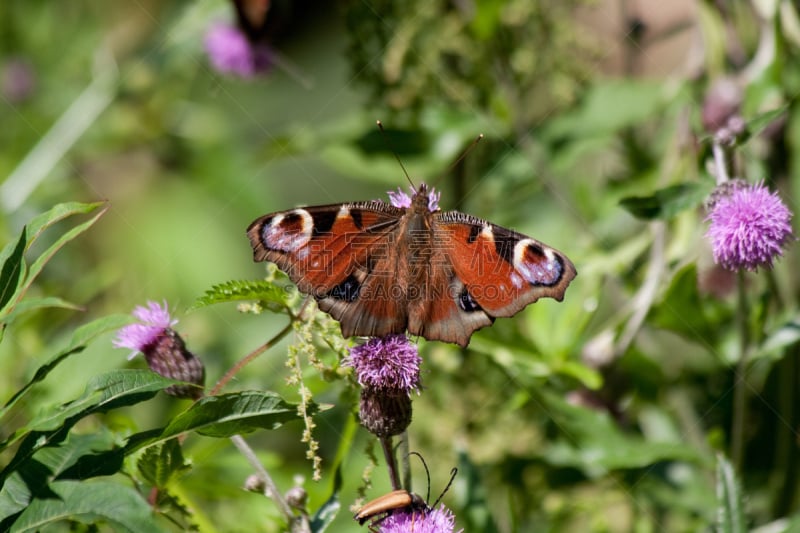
[510,273,524,289]
[262,209,313,252]
[480,225,494,241]
[513,239,562,286]
[336,206,350,220]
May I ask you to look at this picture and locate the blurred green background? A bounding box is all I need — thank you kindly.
[3,0,800,531]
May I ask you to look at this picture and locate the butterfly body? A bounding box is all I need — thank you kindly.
[248,184,576,347]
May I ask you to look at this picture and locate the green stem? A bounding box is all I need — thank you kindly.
[380,436,401,490]
[730,271,749,470]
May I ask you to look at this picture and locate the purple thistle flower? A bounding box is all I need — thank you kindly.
[114,301,204,399]
[344,334,421,393]
[379,504,462,533]
[706,181,794,271]
[204,22,272,78]
[387,185,440,212]
[387,187,413,208]
[113,300,177,359]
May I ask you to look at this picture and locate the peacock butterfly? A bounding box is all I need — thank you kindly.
[247,182,576,347]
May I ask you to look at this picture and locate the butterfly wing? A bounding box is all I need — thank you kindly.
[412,211,576,345]
[247,201,411,337]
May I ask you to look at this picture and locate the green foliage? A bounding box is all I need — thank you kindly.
[191,278,297,313]
[2,1,800,531]
[716,455,746,533]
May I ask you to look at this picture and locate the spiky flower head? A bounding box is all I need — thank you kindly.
[113,300,177,358]
[345,334,421,437]
[706,181,794,271]
[204,22,272,77]
[379,504,462,533]
[387,185,440,212]
[114,301,205,399]
[344,334,421,393]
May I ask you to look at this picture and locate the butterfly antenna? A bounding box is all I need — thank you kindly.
[377,120,415,188]
[431,467,458,510]
[407,451,431,505]
[430,134,484,188]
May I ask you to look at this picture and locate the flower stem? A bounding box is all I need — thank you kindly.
[379,436,402,490]
[730,270,749,470]
[210,321,294,395]
[230,434,305,530]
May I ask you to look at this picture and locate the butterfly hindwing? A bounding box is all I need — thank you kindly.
[248,184,576,347]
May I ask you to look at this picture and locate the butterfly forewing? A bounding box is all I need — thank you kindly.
[248,184,576,347]
[434,212,577,317]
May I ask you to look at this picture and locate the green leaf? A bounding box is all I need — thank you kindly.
[28,370,179,433]
[0,371,179,484]
[742,104,789,142]
[649,264,715,342]
[21,204,107,307]
[9,480,166,533]
[190,279,294,312]
[538,391,704,474]
[162,391,313,439]
[1,296,82,323]
[0,229,28,318]
[619,181,714,220]
[716,455,746,533]
[1,314,131,417]
[545,79,666,139]
[24,201,106,252]
[137,439,190,489]
[0,201,106,328]
[310,465,342,533]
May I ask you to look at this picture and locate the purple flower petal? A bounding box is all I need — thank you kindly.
[344,334,421,392]
[388,187,412,208]
[386,184,439,212]
[379,504,462,533]
[204,22,272,78]
[706,181,794,271]
[113,301,177,358]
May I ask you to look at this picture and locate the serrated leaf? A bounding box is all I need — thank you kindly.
[162,391,313,439]
[137,439,189,488]
[9,479,165,533]
[716,455,746,533]
[2,314,132,417]
[191,279,294,312]
[619,182,713,220]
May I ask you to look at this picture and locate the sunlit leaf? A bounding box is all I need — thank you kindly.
[9,480,165,532]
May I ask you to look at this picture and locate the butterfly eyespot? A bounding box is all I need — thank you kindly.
[514,240,563,286]
[457,287,483,313]
[262,209,313,252]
